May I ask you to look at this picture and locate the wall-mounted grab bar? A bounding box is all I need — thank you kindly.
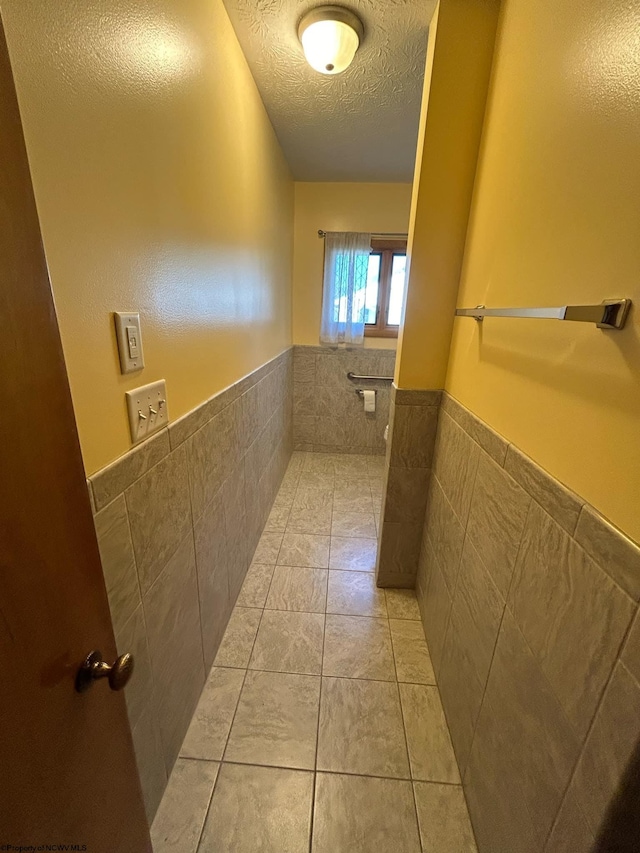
[347,372,394,382]
[455,299,631,330]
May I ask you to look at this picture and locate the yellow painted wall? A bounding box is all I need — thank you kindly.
[2,0,294,474]
[396,0,501,387]
[292,182,413,350]
[446,0,640,541]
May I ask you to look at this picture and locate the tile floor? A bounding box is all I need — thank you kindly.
[150,452,477,852]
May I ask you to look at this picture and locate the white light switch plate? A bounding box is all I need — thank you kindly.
[125,380,168,444]
[114,312,144,374]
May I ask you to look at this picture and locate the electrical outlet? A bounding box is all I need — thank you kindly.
[125,380,168,444]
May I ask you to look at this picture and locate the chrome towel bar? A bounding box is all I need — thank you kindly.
[455,299,631,330]
[347,372,394,382]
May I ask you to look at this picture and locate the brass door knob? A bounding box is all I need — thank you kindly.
[75,650,134,693]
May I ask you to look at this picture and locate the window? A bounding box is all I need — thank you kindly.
[364,239,407,338]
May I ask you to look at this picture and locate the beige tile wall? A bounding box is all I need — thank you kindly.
[376,387,441,587]
[293,345,395,454]
[416,392,640,853]
[88,348,293,822]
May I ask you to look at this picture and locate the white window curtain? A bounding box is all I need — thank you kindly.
[320,231,372,346]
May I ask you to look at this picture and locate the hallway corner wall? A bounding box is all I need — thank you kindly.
[377,0,501,586]
[375,386,440,587]
[395,0,501,391]
[1,0,294,476]
[89,349,293,822]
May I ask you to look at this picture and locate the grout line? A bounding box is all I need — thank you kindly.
[214,758,464,787]
[193,762,221,852]
[539,604,639,849]
[179,755,222,764]
[308,556,329,853]
[219,603,267,767]
[193,658,252,852]
[392,645,424,846]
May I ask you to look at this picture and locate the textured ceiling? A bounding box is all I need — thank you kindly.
[222,0,436,181]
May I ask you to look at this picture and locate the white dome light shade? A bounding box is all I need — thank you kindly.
[298,6,364,75]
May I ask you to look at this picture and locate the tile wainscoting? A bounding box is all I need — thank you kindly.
[376,386,441,587]
[88,348,293,822]
[415,392,640,853]
[293,345,395,454]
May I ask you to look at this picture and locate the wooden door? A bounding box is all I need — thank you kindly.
[0,19,151,851]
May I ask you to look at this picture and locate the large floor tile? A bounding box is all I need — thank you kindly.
[334,480,369,503]
[274,484,296,508]
[370,480,384,501]
[312,773,421,853]
[198,763,313,853]
[317,677,410,778]
[286,489,333,535]
[323,614,396,681]
[297,471,335,490]
[329,536,378,571]
[265,565,328,613]
[385,588,421,620]
[400,683,460,783]
[327,570,387,617]
[235,562,274,608]
[225,670,320,770]
[263,502,290,532]
[180,667,245,761]
[340,456,372,477]
[368,456,386,476]
[213,607,262,668]
[333,493,375,514]
[390,619,435,684]
[252,530,284,564]
[303,454,337,473]
[278,532,331,568]
[413,782,477,852]
[150,758,218,853]
[331,511,377,538]
[249,610,324,674]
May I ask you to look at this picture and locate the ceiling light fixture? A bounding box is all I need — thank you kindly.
[298,6,364,75]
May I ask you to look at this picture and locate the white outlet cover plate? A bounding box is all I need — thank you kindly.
[125,380,168,444]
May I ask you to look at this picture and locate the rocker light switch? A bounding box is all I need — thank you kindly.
[114,312,144,374]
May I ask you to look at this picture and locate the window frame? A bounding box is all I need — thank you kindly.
[364,239,407,339]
